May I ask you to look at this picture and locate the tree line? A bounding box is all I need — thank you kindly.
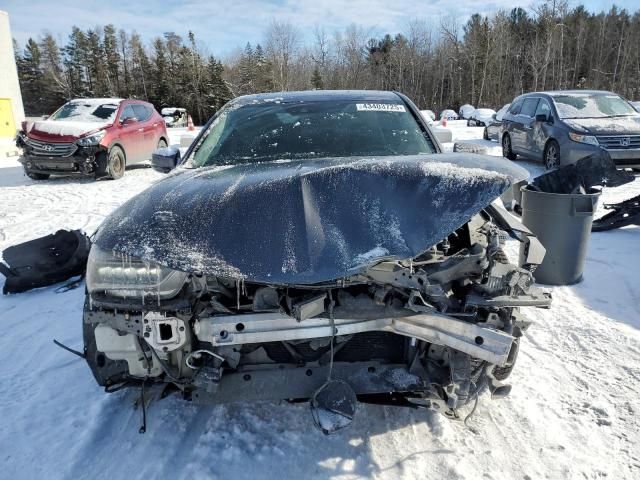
[14,1,640,123]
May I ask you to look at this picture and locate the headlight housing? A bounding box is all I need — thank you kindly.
[568,132,599,146]
[86,245,188,300]
[76,130,106,147]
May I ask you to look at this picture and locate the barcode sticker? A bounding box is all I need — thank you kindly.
[356,103,406,112]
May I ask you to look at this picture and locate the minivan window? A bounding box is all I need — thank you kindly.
[186,100,436,168]
[552,93,637,119]
[520,98,539,118]
[509,99,524,115]
[535,99,551,117]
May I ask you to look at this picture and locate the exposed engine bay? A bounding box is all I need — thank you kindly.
[83,205,550,426]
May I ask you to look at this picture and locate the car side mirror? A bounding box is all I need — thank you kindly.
[151,145,181,173]
[491,114,497,120]
[121,116,138,125]
[535,113,552,123]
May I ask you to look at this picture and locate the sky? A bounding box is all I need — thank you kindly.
[3,0,638,57]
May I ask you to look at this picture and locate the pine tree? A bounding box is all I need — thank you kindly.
[311,66,323,89]
[16,38,44,113]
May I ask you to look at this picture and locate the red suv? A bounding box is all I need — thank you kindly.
[17,98,168,180]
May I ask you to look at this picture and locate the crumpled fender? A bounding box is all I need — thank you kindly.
[94,153,528,284]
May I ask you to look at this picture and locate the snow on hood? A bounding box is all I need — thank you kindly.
[29,120,109,138]
[563,116,640,135]
[95,153,528,284]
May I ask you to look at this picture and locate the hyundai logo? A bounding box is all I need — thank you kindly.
[620,137,631,147]
[42,144,54,152]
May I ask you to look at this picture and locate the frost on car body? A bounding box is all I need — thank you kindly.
[82,91,551,425]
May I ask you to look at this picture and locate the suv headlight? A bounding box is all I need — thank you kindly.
[568,132,598,146]
[86,245,188,299]
[76,130,106,147]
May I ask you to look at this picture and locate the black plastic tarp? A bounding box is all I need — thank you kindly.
[94,153,527,284]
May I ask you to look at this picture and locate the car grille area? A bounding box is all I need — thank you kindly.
[26,138,78,157]
[597,135,640,149]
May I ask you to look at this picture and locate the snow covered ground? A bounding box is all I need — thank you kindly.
[0,124,638,479]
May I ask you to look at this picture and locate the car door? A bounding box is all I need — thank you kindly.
[132,104,156,159]
[530,98,553,158]
[116,104,143,164]
[512,98,539,155]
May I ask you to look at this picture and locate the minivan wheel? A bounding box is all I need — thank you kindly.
[502,134,517,160]
[544,140,560,170]
[483,128,489,140]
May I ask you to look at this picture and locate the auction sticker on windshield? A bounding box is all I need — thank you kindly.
[356,103,406,112]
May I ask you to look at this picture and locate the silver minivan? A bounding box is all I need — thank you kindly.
[501,90,640,169]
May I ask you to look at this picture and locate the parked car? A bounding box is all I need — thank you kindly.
[161,107,188,127]
[467,108,496,127]
[420,109,436,122]
[17,98,168,180]
[459,104,475,119]
[83,90,548,430]
[440,109,459,120]
[484,104,510,141]
[631,101,640,112]
[502,90,640,169]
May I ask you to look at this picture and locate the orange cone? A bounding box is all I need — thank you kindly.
[187,115,195,131]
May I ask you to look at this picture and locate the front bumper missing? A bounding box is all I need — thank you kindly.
[191,362,424,404]
[194,311,516,367]
[19,150,99,175]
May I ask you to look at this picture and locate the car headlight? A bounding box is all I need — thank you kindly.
[76,130,106,147]
[86,245,188,299]
[568,132,598,146]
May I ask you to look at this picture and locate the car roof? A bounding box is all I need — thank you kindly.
[69,98,123,104]
[233,90,404,106]
[521,90,618,98]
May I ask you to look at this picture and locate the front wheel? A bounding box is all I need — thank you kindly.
[502,134,517,160]
[544,140,560,170]
[483,128,489,140]
[96,146,126,179]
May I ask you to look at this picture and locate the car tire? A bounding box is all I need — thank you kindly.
[502,134,517,160]
[26,171,50,180]
[543,140,561,170]
[483,128,489,140]
[96,146,126,180]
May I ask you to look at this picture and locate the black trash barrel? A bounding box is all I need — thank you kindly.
[518,185,601,285]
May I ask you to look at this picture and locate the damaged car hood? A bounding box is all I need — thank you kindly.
[94,153,528,284]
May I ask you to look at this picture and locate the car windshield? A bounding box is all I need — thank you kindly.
[185,100,435,167]
[49,100,119,122]
[552,93,637,119]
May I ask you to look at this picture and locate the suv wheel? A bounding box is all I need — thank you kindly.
[544,140,560,170]
[96,146,126,180]
[502,134,517,160]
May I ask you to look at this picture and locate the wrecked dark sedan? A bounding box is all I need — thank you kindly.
[83,90,550,431]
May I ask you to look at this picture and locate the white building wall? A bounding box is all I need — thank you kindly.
[0,10,26,125]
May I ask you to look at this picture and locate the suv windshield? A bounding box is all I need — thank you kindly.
[50,100,120,123]
[185,100,435,167]
[552,93,637,119]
